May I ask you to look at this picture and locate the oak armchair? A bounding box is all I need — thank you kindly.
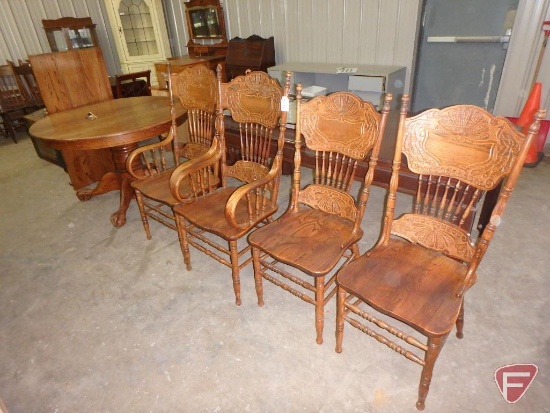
[126,63,218,239]
[170,68,292,306]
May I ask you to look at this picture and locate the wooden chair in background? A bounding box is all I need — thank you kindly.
[335,97,544,410]
[126,64,218,239]
[170,68,291,306]
[0,64,39,143]
[8,60,44,107]
[114,70,152,99]
[248,87,392,344]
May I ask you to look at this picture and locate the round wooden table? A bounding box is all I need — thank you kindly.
[29,96,187,227]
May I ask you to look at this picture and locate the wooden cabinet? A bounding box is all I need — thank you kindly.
[103,0,171,85]
[153,55,226,90]
[225,35,275,81]
[42,17,99,52]
[184,0,228,58]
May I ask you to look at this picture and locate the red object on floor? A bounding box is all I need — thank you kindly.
[512,83,543,166]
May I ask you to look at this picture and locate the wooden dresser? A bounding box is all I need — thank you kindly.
[153,55,226,91]
[225,35,275,80]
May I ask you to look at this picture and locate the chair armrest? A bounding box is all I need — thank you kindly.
[225,166,281,230]
[126,129,174,179]
[169,137,222,203]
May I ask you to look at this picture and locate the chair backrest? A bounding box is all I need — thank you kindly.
[28,47,113,114]
[0,64,32,112]
[217,68,289,186]
[8,60,44,107]
[170,63,218,163]
[114,70,152,98]
[383,96,544,294]
[293,86,391,225]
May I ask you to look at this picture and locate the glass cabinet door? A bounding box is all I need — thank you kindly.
[117,0,159,57]
[43,17,99,52]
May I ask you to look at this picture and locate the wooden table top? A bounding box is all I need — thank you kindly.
[29,96,186,151]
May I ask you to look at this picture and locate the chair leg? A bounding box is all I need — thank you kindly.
[350,243,360,258]
[335,286,346,353]
[175,213,192,271]
[455,299,465,339]
[135,190,152,240]
[315,276,325,345]
[417,334,448,411]
[251,247,264,307]
[229,240,241,306]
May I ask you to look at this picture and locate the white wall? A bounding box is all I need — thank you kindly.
[1,0,549,119]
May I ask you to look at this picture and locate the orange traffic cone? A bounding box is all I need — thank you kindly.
[518,83,542,167]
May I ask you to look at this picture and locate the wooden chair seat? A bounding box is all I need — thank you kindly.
[131,168,219,206]
[249,207,363,276]
[174,186,278,240]
[337,237,467,336]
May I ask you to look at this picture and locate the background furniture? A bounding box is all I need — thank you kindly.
[268,62,406,111]
[184,0,228,57]
[334,100,544,410]
[114,70,152,98]
[0,64,41,143]
[42,17,99,52]
[225,35,275,81]
[103,0,171,84]
[170,69,291,306]
[28,96,187,227]
[127,63,218,239]
[8,60,44,108]
[29,47,115,191]
[249,90,392,345]
[153,56,226,91]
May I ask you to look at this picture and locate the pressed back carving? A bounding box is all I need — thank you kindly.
[219,70,284,182]
[385,99,542,264]
[296,90,390,216]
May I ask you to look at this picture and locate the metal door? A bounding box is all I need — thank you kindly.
[412,0,519,113]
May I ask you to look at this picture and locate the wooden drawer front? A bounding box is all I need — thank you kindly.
[226,42,265,66]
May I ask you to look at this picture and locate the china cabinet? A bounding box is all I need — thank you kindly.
[42,17,99,52]
[104,0,171,84]
[184,0,228,57]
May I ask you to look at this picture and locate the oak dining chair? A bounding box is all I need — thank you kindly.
[248,86,392,344]
[335,96,544,410]
[126,63,218,239]
[170,68,291,306]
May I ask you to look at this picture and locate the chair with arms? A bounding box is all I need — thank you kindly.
[248,86,392,344]
[170,68,291,306]
[126,63,218,238]
[114,70,152,99]
[335,96,544,410]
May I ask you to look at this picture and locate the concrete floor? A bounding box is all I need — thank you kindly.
[1,132,549,413]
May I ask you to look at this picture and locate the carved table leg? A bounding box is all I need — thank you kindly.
[108,143,144,228]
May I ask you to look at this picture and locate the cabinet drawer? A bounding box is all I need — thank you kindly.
[348,75,384,93]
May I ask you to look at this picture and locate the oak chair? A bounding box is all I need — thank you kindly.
[8,60,44,107]
[0,64,38,142]
[126,63,218,239]
[114,70,152,99]
[248,87,392,344]
[335,96,544,410]
[170,68,291,306]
